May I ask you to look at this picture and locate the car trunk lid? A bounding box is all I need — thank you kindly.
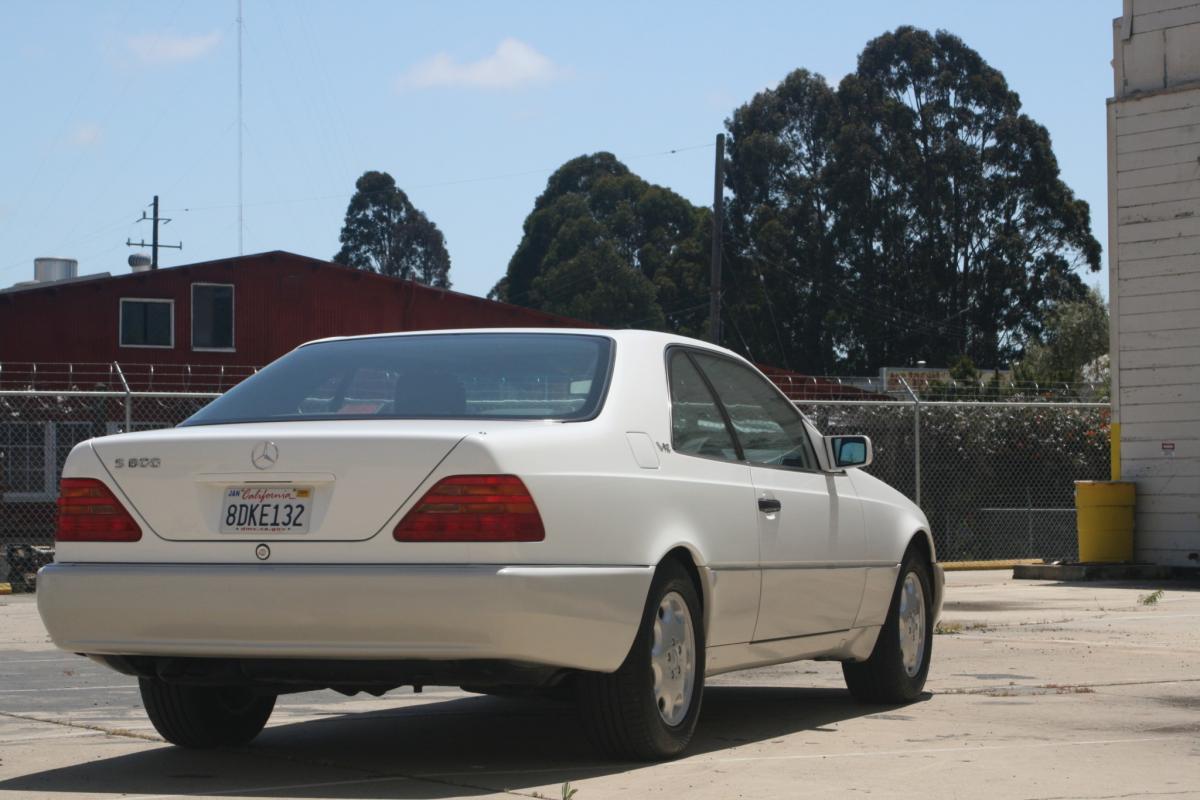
[91,420,473,541]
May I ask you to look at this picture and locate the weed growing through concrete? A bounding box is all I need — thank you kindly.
[935,621,963,635]
[562,782,579,800]
[1043,683,1096,694]
[1139,589,1165,606]
[942,683,1097,698]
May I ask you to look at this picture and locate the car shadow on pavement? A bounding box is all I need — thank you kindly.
[0,685,914,798]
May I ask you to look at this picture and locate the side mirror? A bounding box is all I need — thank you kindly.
[824,435,873,469]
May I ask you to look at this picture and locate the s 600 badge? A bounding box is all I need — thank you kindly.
[114,457,160,469]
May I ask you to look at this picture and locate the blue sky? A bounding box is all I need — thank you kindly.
[1,1,1116,299]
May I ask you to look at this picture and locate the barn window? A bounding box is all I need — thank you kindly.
[1,422,100,502]
[192,283,235,351]
[0,422,53,500]
[119,298,174,348]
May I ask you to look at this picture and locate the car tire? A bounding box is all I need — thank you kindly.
[842,551,934,704]
[139,678,276,748]
[576,559,705,761]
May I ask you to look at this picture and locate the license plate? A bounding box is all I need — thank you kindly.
[220,486,312,534]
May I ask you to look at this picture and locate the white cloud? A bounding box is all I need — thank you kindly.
[127,31,221,64]
[70,122,102,147]
[397,38,565,91]
[704,88,738,112]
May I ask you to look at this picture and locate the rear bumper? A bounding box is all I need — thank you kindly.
[37,563,654,673]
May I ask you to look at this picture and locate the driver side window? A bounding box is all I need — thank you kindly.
[691,353,819,470]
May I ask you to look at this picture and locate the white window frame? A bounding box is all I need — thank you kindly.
[1,422,110,503]
[1,422,55,502]
[119,297,175,349]
[191,282,236,352]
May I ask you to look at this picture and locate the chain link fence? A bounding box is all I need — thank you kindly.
[798,400,1110,563]
[0,390,217,589]
[1,387,1109,589]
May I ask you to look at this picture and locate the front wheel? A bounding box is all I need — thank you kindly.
[576,559,705,760]
[139,678,276,748]
[842,552,933,704]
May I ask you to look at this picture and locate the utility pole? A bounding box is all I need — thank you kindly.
[708,133,725,345]
[126,195,182,269]
[237,0,244,255]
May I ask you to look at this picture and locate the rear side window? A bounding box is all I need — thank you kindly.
[691,352,819,470]
[181,333,613,425]
[668,351,739,462]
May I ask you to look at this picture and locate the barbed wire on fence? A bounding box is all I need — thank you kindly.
[0,361,259,392]
[3,361,1110,403]
[772,372,1110,403]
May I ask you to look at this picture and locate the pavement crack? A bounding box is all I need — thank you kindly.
[937,677,1200,695]
[1021,792,1198,799]
[0,709,160,742]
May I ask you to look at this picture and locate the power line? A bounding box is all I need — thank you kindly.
[24,0,189,261]
[167,142,716,214]
[0,215,141,276]
[765,257,974,338]
[627,300,711,329]
[0,0,144,247]
[292,0,354,179]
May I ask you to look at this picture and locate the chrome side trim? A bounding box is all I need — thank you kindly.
[710,560,899,571]
[750,628,848,645]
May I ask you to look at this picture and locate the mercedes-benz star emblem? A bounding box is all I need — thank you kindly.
[251,441,279,470]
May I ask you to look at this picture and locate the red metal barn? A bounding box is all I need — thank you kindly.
[0,252,589,385]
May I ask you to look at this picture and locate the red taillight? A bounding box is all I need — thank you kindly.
[394,475,545,542]
[55,478,142,542]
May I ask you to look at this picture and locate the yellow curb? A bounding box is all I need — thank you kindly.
[0,583,12,595]
[943,559,1044,572]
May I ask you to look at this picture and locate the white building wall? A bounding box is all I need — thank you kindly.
[1110,0,1200,566]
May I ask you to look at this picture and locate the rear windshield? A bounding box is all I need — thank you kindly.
[180,333,614,426]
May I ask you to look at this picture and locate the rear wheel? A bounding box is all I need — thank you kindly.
[139,678,275,748]
[577,560,705,760]
[842,552,933,704]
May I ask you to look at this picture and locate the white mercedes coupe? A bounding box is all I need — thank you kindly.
[39,329,942,760]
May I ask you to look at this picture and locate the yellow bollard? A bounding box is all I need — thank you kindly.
[1075,481,1135,563]
[1110,421,1121,481]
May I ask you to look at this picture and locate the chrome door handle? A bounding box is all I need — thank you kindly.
[758,498,782,513]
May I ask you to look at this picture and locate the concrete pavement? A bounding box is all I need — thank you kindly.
[1,571,1198,799]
